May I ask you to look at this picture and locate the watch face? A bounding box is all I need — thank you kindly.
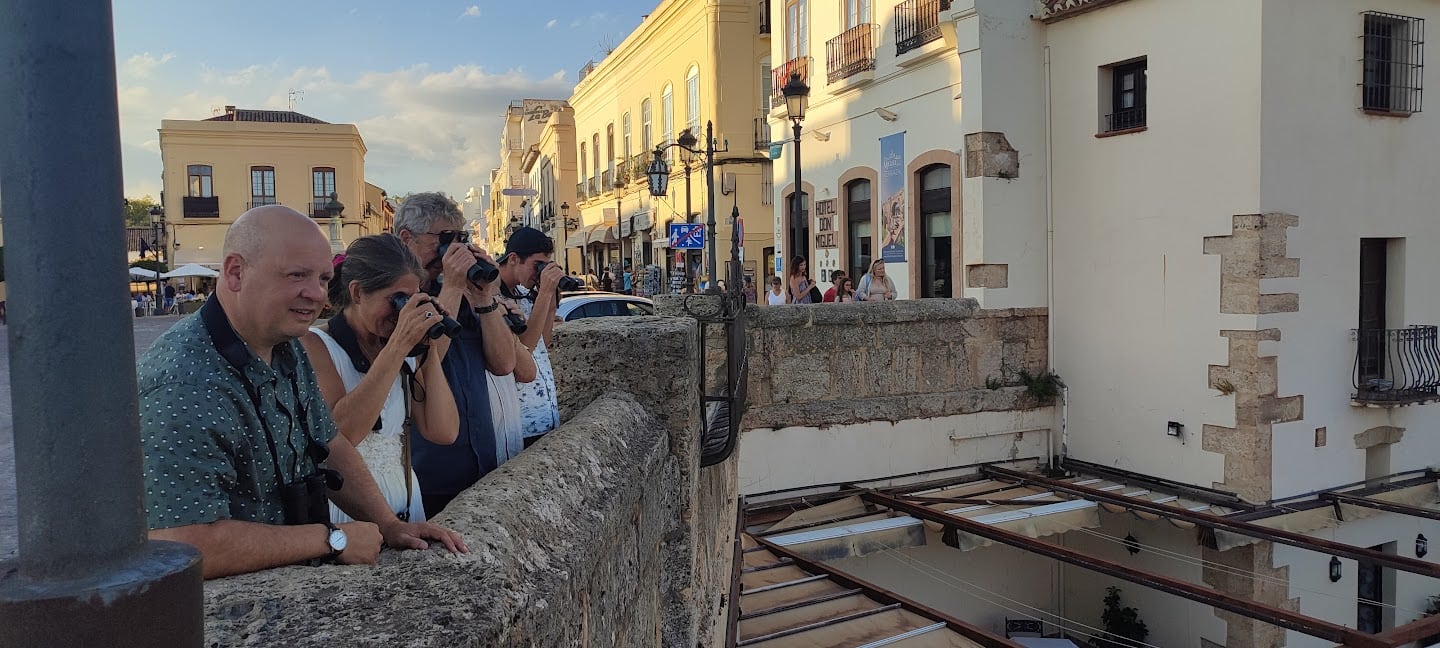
[329,528,348,552]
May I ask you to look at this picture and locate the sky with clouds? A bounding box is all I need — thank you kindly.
[114,0,659,206]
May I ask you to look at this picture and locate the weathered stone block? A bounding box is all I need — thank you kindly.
[1354,425,1405,449]
[964,131,1020,179]
[966,263,1010,288]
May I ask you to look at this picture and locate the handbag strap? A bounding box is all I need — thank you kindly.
[398,362,415,522]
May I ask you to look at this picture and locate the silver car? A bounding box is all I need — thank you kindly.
[555,292,655,322]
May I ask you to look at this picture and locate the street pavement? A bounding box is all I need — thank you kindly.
[0,314,186,559]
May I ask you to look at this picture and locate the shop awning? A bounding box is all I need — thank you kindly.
[587,225,617,246]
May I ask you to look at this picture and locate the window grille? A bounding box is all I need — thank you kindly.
[1362,11,1424,113]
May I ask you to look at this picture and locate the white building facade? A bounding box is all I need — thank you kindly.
[756,0,1440,644]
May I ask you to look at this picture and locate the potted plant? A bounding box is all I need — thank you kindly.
[1098,586,1150,648]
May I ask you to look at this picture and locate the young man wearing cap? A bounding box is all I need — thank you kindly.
[497,227,566,447]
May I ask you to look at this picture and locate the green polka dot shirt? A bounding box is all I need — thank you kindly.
[137,300,338,529]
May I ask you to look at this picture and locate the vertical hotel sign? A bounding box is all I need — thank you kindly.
[878,132,907,262]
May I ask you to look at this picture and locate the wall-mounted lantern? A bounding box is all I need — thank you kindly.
[1329,556,1343,582]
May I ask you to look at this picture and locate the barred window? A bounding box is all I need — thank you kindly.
[1362,11,1424,114]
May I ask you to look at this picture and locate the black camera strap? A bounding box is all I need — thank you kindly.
[199,297,319,490]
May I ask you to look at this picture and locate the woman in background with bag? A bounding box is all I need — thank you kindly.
[856,259,897,301]
[787,256,815,304]
[301,234,459,524]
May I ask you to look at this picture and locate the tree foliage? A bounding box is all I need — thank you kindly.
[130,258,169,273]
[124,195,159,227]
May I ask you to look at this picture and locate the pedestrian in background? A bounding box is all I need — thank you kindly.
[767,276,785,305]
[822,270,846,302]
[835,276,857,303]
[787,256,814,304]
[856,259,897,301]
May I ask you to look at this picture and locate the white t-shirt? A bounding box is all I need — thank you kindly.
[767,289,786,305]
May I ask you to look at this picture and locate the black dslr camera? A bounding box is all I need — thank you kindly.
[437,232,499,285]
[536,260,585,292]
[281,439,344,526]
[390,293,462,340]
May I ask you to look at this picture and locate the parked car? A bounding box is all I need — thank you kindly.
[555,292,655,322]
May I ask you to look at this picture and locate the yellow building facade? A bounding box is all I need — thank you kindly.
[567,0,776,288]
[523,105,580,271]
[158,107,375,268]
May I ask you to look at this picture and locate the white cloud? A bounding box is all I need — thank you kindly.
[461,5,480,18]
[118,62,574,202]
[545,19,557,29]
[123,52,174,79]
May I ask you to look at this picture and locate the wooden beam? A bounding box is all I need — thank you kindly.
[982,465,1440,580]
[1374,609,1440,645]
[1321,491,1440,523]
[751,535,1024,648]
[863,491,1390,648]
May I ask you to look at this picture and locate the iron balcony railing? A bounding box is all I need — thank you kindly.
[895,0,951,56]
[246,197,277,210]
[308,201,343,219]
[758,0,771,35]
[576,181,587,201]
[1105,107,1147,131]
[628,152,650,182]
[182,195,219,218]
[754,116,772,150]
[601,169,613,194]
[827,23,879,84]
[589,177,600,196]
[770,56,812,109]
[1352,325,1440,405]
[506,138,524,150]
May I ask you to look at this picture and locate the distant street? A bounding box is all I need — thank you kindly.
[0,314,186,559]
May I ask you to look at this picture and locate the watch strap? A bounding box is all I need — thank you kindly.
[323,522,343,561]
[475,298,502,314]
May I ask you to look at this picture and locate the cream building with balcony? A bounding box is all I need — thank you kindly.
[158,107,378,267]
[484,99,567,248]
[568,0,775,289]
[521,105,580,271]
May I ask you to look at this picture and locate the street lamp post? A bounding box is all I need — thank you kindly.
[148,204,166,308]
[781,72,810,267]
[647,123,731,294]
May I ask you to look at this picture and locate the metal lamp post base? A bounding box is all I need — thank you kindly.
[0,541,203,648]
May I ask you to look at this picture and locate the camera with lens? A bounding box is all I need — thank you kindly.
[281,439,344,526]
[390,293,462,339]
[503,311,527,336]
[536,260,585,292]
[438,237,499,285]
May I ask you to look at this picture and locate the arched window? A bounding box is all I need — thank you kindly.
[918,164,952,298]
[662,83,675,162]
[579,143,587,194]
[622,112,632,167]
[606,123,615,186]
[640,99,653,152]
[187,165,213,197]
[845,179,872,281]
[686,65,700,135]
[592,133,601,183]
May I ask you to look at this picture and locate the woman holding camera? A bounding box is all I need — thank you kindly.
[301,234,460,524]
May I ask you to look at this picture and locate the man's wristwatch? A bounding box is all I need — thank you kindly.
[323,522,347,561]
[475,298,502,314]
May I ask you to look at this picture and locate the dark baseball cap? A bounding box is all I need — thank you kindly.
[503,226,554,259]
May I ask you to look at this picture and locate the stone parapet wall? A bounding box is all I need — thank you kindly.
[743,299,1049,429]
[202,317,735,647]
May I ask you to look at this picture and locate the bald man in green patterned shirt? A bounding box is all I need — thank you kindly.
[138,205,466,579]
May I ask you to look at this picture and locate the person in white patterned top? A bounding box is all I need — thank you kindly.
[497,227,565,446]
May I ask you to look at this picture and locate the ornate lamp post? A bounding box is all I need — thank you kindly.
[781,71,810,265]
[647,125,731,293]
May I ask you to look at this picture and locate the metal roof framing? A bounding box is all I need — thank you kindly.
[980,465,1440,580]
[864,491,1391,648]
[750,534,1024,648]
